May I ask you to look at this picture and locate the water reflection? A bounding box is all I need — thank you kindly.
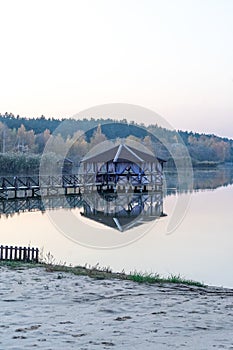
[0,168,233,287]
[81,192,166,232]
[1,167,232,230]
[0,195,82,217]
[0,191,166,233]
[165,166,233,193]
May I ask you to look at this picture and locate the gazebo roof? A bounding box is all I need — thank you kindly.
[82,209,162,232]
[57,157,73,164]
[81,143,160,163]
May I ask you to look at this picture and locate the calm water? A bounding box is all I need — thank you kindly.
[1,167,233,288]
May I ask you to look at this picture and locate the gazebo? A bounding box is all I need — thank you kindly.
[57,158,73,174]
[80,143,165,192]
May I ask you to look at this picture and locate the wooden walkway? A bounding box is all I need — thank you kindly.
[0,174,82,199]
[0,173,163,199]
[0,245,39,263]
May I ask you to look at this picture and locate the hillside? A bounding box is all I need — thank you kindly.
[0,112,232,174]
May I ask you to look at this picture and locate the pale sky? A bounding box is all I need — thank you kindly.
[0,0,233,138]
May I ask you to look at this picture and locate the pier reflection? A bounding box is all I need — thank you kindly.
[0,191,166,232]
[0,195,82,217]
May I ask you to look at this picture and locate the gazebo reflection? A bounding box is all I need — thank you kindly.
[0,191,166,233]
[81,191,166,232]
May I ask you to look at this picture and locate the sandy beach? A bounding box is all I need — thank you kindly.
[1,266,233,350]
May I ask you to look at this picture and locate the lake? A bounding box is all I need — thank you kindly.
[1,166,233,288]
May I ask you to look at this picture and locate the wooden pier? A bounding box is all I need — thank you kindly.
[0,173,163,200]
[0,245,39,263]
[0,174,81,199]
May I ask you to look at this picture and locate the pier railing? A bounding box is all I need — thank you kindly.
[0,174,83,199]
[0,172,163,199]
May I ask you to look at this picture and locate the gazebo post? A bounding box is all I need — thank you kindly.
[106,162,109,189]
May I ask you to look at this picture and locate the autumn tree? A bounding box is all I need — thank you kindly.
[143,135,153,152]
[89,124,107,148]
[66,131,89,163]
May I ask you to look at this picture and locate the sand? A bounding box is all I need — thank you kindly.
[1,266,233,350]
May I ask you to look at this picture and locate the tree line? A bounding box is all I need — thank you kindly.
[0,112,232,175]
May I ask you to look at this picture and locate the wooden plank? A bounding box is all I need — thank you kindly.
[31,247,35,261]
[35,248,39,263]
[27,246,31,261]
[23,247,27,261]
[9,246,13,260]
[0,245,3,260]
[5,246,8,259]
[14,246,18,260]
[18,247,22,261]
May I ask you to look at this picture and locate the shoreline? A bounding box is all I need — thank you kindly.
[1,264,233,349]
[0,260,207,288]
[1,260,232,292]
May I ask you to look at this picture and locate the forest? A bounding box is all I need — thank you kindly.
[0,112,232,175]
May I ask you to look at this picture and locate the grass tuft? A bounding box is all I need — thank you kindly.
[127,271,205,287]
[128,271,160,284]
[165,274,204,287]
